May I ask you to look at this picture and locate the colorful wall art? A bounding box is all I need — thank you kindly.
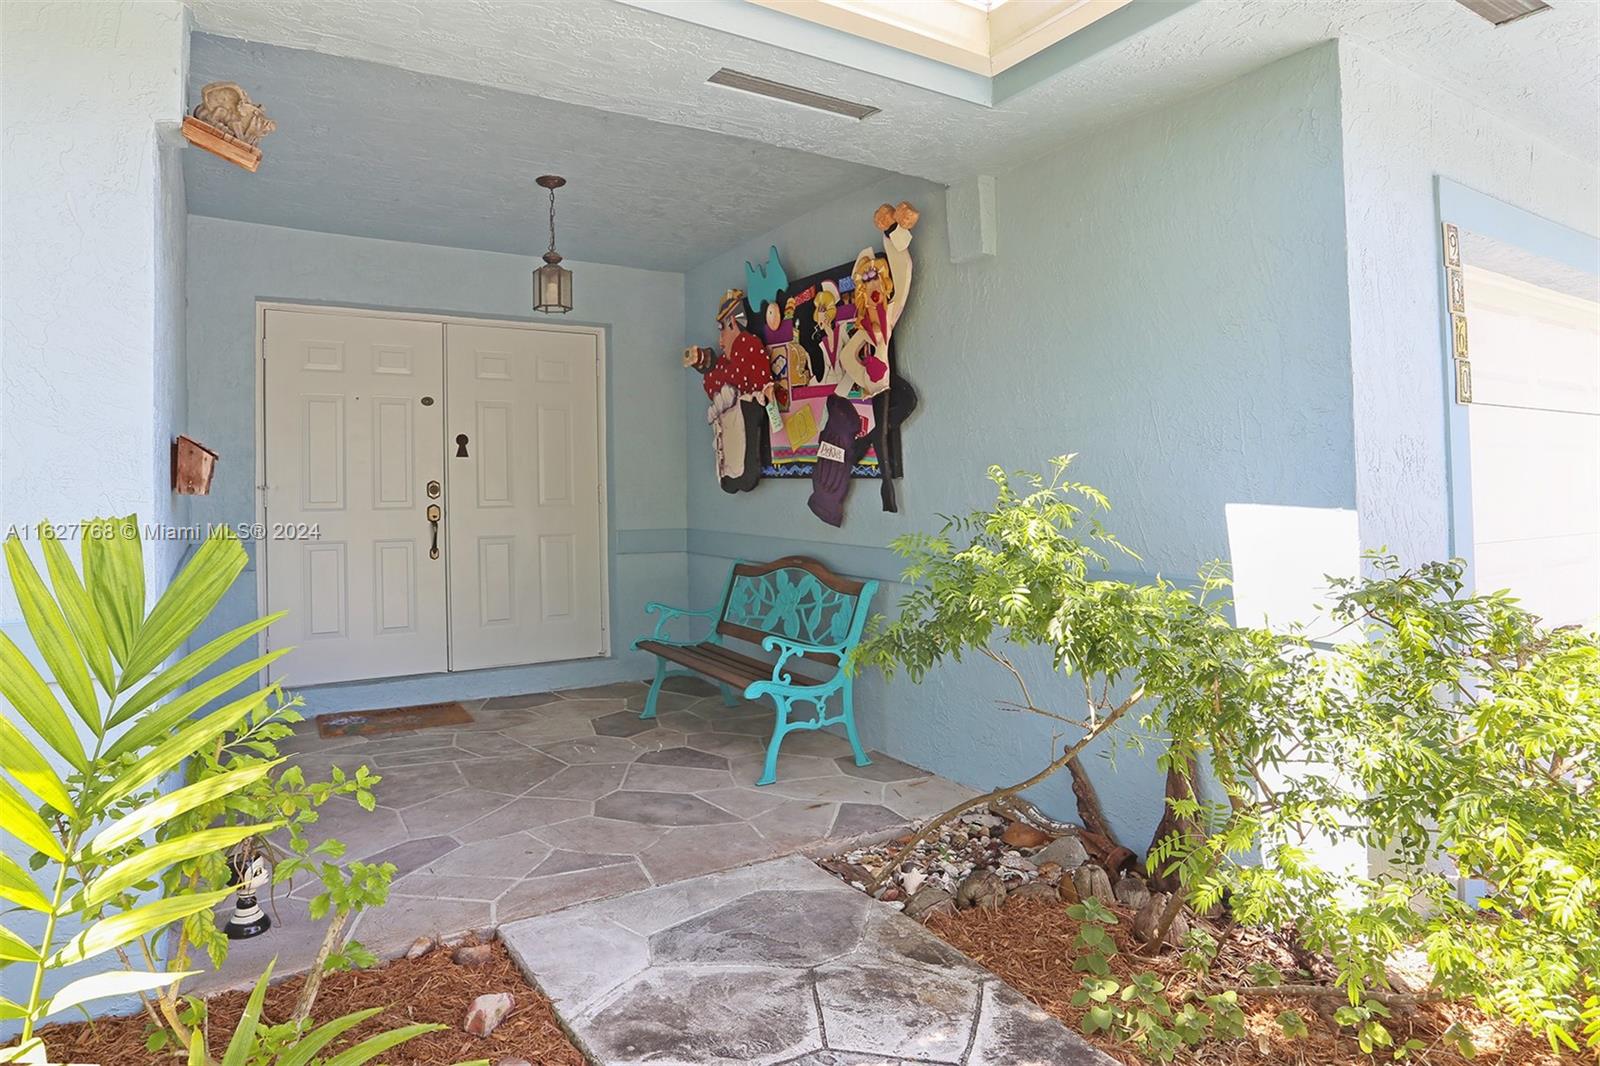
[684,202,920,526]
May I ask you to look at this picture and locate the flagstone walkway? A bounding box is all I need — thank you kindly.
[196,678,978,991]
[501,855,1113,1066]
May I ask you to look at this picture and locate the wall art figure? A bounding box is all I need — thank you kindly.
[683,202,919,523]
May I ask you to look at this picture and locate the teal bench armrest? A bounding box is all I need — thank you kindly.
[634,602,720,648]
[743,634,847,698]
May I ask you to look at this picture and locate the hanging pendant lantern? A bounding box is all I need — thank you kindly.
[533,175,574,314]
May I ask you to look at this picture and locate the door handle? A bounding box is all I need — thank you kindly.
[427,504,441,560]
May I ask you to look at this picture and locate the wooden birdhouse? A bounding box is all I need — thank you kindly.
[172,435,219,495]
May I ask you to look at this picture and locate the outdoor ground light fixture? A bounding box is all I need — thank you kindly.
[534,174,574,314]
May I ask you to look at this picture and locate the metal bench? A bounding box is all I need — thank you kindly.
[634,556,878,786]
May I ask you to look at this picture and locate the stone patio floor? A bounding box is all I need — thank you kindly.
[501,854,1113,1066]
[197,678,979,990]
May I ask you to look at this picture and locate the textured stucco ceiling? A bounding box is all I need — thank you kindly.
[184,34,891,270]
[188,0,1599,190]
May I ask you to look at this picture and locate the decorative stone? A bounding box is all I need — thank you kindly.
[997,852,1036,875]
[464,992,514,1036]
[1132,892,1189,948]
[1071,863,1114,905]
[1006,881,1061,905]
[1114,873,1152,910]
[1033,835,1089,870]
[903,885,956,921]
[404,935,434,959]
[955,869,1007,911]
[652,889,868,966]
[1000,822,1052,848]
[899,866,927,896]
[496,1059,532,1066]
[584,965,820,1062]
[452,942,493,967]
[815,955,980,1061]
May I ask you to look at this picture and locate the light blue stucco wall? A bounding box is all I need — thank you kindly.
[679,43,1354,850]
[0,0,190,611]
[184,217,689,714]
[0,0,190,1029]
[1336,41,1600,570]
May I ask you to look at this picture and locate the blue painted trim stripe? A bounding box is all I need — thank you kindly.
[623,0,1193,109]
[1437,178,1600,275]
[1434,178,1600,580]
[992,0,1197,103]
[616,528,689,555]
[684,527,1170,590]
[688,529,906,583]
[617,0,992,106]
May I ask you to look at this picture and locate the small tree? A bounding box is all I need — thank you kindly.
[1159,556,1600,1054]
[0,519,451,1065]
[855,457,1283,881]
[859,459,1599,1056]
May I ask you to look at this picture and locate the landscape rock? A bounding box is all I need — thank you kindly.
[1114,873,1152,910]
[405,935,435,960]
[1006,881,1062,905]
[464,992,514,1037]
[996,852,1036,876]
[496,1060,532,1066]
[903,885,956,921]
[1032,836,1089,871]
[452,942,494,968]
[955,869,1008,911]
[1000,822,1052,848]
[899,866,927,896]
[1071,863,1114,906]
[1132,892,1190,948]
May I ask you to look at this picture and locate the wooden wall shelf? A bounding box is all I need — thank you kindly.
[181,115,261,172]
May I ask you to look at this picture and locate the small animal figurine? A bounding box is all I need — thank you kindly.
[192,82,277,146]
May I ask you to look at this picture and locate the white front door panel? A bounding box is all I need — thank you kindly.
[445,323,605,669]
[263,310,448,685]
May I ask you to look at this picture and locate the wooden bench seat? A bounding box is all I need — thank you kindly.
[633,556,878,785]
[633,640,828,690]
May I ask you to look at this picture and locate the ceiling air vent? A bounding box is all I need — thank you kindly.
[1453,0,1551,25]
[706,68,880,120]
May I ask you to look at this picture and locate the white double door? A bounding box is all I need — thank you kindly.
[263,309,605,686]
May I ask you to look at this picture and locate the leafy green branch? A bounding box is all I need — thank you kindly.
[0,520,451,1065]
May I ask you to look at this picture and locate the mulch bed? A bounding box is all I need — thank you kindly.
[925,899,1575,1066]
[36,938,585,1066]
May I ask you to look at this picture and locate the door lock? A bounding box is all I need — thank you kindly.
[426,504,441,559]
[426,480,441,499]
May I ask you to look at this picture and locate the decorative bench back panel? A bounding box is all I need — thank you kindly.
[716,556,872,665]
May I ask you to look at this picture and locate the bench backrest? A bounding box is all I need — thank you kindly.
[715,556,876,666]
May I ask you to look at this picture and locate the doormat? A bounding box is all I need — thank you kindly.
[316,702,473,738]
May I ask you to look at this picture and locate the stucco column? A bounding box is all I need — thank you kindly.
[0,0,190,618]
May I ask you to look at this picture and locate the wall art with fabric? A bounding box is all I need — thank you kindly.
[684,202,919,524]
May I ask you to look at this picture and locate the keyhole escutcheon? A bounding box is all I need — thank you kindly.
[455,433,469,458]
